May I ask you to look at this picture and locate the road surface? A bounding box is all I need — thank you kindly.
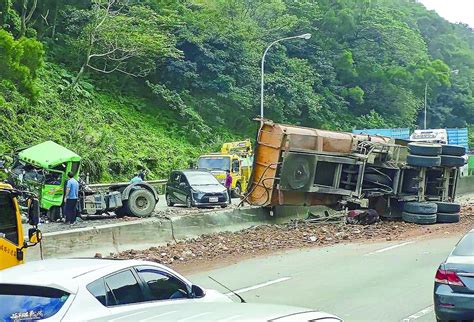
[188,233,465,322]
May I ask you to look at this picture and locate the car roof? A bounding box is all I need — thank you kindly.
[176,169,211,176]
[0,259,176,294]
[89,302,340,322]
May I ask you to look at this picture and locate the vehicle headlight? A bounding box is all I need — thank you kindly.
[193,192,205,199]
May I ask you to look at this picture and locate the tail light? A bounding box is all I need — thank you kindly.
[435,269,466,287]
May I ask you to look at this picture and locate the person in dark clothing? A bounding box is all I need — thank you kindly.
[225,170,232,204]
[64,172,79,225]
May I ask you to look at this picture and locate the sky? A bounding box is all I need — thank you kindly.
[417,0,474,27]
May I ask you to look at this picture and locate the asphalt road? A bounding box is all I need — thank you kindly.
[188,233,466,322]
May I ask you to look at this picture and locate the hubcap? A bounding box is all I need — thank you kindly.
[136,196,148,209]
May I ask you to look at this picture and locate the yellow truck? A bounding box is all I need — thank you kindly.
[197,140,253,197]
[0,182,42,270]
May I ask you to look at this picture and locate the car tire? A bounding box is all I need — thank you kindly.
[402,211,437,224]
[440,155,465,167]
[232,182,242,198]
[128,189,156,217]
[437,212,460,223]
[403,201,437,214]
[408,143,442,156]
[441,144,466,157]
[406,155,441,167]
[186,195,193,208]
[166,194,174,207]
[436,202,461,213]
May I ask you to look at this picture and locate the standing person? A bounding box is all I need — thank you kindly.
[225,170,232,204]
[64,172,79,225]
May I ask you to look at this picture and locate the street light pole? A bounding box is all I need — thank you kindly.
[423,69,459,130]
[260,33,311,119]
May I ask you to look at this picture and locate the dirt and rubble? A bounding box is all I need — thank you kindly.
[106,205,474,273]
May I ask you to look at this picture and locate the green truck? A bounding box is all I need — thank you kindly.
[9,141,159,221]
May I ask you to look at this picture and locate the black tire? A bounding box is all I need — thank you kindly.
[437,212,460,223]
[186,195,193,208]
[127,189,156,217]
[408,143,442,156]
[232,182,242,198]
[47,206,61,222]
[402,212,437,224]
[406,155,441,167]
[166,194,174,207]
[440,155,466,167]
[441,144,466,157]
[403,201,437,214]
[115,202,128,217]
[364,173,391,186]
[436,202,461,213]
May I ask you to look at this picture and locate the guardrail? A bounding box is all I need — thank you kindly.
[88,179,168,194]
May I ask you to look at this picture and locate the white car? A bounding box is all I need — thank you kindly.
[0,258,231,321]
[90,301,343,322]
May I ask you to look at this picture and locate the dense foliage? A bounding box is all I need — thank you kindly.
[1,0,473,180]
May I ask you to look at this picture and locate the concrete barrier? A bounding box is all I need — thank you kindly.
[27,205,327,260]
[457,175,474,195]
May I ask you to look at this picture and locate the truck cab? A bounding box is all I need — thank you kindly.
[197,140,253,197]
[11,141,81,221]
[0,183,41,270]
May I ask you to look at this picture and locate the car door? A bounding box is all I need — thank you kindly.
[134,266,192,303]
[177,175,190,203]
[167,172,181,203]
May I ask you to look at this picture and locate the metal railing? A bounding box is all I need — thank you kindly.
[88,179,168,194]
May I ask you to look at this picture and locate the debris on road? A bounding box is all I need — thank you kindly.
[109,206,474,269]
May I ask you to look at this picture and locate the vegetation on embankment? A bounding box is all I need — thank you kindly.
[1,0,473,181]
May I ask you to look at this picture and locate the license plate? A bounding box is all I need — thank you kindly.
[209,197,219,203]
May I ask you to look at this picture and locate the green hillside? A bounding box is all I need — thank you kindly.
[1,0,473,181]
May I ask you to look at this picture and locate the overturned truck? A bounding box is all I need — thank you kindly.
[246,120,466,224]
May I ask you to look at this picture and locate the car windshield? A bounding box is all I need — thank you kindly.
[197,157,230,171]
[186,173,220,186]
[452,232,474,256]
[0,192,19,245]
[0,284,69,321]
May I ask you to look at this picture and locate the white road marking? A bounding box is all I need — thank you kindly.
[401,305,434,321]
[225,277,291,295]
[364,241,414,256]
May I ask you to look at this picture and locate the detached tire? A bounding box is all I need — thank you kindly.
[404,201,437,214]
[402,212,437,224]
[128,189,156,217]
[436,202,461,213]
[406,155,441,167]
[441,145,466,157]
[408,143,442,156]
[440,155,465,167]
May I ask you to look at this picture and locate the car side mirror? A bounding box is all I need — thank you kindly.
[191,284,205,298]
[28,198,40,226]
[28,228,42,244]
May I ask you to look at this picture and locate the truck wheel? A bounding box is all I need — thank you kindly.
[402,212,437,224]
[441,145,466,157]
[437,212,460,223]
[403,202,437,214]
[186,195,193,208]
[47,206,61,222]
[128,189,156,217]
[440,155,465,167]
[166,194,174,207]
[232,182,242,198]
[408,143,442,156]
[406,155,441,167]
[436,202,461,213]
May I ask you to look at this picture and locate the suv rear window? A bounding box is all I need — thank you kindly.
[452,232,474,256]
[0,284,69,321]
